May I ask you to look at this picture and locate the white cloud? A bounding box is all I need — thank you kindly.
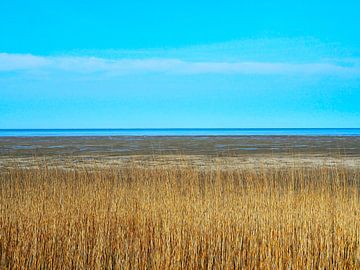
[0,53,49,71]
[0,53,359,77]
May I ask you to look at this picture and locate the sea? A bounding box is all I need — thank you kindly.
[0,128,360,137]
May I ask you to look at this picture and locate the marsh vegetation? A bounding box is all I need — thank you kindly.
[1,162,360,269]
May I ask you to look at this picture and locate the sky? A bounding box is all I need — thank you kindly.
[1,0,360,128]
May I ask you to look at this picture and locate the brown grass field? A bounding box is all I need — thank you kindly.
[1,161,360,269]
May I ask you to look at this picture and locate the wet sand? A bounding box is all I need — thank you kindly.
[0,136,359,169]
[1,136,360,156]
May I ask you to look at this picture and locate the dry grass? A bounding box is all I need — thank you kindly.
[1,162,360,269]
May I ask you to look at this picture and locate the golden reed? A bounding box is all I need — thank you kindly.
[1,162,360,269]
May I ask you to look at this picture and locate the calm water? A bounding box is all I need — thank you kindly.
[0,128,360,137]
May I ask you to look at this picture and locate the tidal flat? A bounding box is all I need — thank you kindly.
[1,135,360,169]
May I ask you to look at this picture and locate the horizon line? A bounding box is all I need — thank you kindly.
[1,128,360,131]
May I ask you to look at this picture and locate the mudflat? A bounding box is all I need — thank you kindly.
[1,136,360,169]
[1,135,360,156]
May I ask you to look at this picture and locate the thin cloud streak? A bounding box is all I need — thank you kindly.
[0,53,359,76]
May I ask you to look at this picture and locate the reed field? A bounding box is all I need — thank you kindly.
[1,161,360,269]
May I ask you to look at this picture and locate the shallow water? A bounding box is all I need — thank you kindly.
[1,128,360,137]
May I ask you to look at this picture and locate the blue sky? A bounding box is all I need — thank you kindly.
[1,1,360,128]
